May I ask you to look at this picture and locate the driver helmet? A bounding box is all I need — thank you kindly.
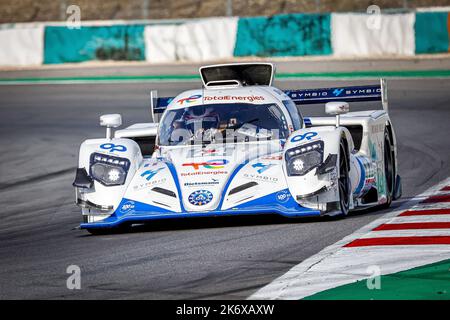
[184,106,219,132]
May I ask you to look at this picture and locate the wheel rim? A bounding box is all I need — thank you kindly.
[339,142,350,214]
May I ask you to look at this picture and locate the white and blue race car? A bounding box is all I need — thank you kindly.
[73,63,402,233]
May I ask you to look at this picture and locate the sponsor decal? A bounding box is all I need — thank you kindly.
[100,143,127,153]
[183,159,229,170]
[276,190,291,203]
[243,173,278,183]
[120,200,135,213]
[201,149,217,155]
[290,132,318,143]
[288,87,381,99]
[188,190,213,206]
[181,171,228,177]
[189,148,225,158]
[203,95,265,103]
[262,155,282,160]
[287,91,327,99]
[184,179,220,188]
[177,94,202,105]
[140,167,164,181]
[252,162,275,174]
[133,178,167,191]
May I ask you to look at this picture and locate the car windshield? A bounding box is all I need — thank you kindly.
[158,103,289,146]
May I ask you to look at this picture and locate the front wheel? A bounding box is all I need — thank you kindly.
[338,139,351,216]
[380,129,395,209]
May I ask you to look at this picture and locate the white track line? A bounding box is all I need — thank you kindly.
[361,229,450,238]
[386,215,450,223]
[249,177,450,300]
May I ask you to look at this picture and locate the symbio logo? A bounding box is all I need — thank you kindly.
[140,167,164,181]
[252,162,275,174]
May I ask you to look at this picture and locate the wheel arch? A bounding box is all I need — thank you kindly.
[385,120,398,180]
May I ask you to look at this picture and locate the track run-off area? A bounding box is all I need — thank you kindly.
[0,65,449,298]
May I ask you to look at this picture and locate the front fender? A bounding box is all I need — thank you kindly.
[76,138,143,214]
[283,126,352,208]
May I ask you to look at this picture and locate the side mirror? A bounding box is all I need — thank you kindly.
[100,114,122,139]
[325,102,349,127]
[325,101,349,115]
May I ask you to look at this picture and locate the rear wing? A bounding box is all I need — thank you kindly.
[150,91,174,122]
[284,79,388,111]
[150,79,388,122]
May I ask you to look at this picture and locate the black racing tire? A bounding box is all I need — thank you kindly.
[338,139,351,216]
[380,129,395,209]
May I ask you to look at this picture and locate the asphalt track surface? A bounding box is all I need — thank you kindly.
[0,76,449,299]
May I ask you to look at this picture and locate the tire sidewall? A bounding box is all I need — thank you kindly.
[339,140,350,216]
[383,130,395,206]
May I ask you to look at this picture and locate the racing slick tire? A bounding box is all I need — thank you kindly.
[379,129,395,209]
[338,139,351,216]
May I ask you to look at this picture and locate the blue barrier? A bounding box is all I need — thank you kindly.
[33,11,450,65]
[415,12,449,54]
[234,13,332,57]
[44,25,146,64]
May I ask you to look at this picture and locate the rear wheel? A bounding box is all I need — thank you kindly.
[338,140,350,216]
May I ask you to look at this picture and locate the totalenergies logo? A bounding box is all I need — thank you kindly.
[182,159,229,170]
[177,94,202,105]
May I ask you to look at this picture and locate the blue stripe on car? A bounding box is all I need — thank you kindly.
[163,160,186,211]
[80,192,321,230]
[354,156,365,195]
[217,159,250,210]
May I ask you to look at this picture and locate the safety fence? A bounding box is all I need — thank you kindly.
[0,10,449,66]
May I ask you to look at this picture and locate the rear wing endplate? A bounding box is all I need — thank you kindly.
[150,90,174,122]
[284,79,388,111]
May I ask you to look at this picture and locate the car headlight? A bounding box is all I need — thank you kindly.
[90,153,130,186]
[286,141,324,176]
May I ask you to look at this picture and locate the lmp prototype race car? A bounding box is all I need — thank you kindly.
[73,63,402,233]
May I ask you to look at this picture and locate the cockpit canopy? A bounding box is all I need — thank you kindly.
[158,103,289,146]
